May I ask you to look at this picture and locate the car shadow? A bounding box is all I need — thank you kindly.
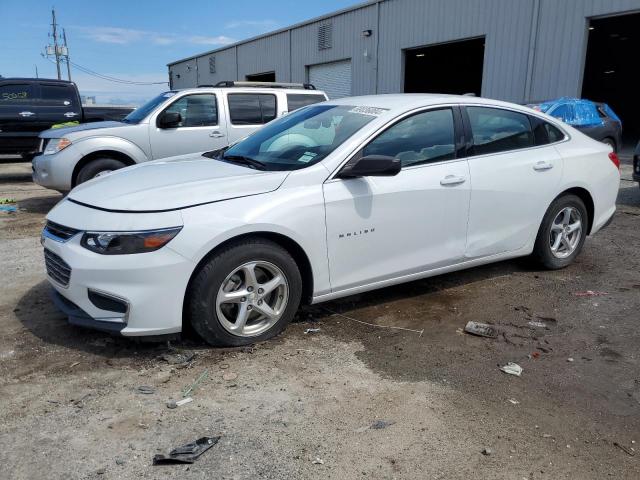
[15,257,536,358]
[17,193,63,214]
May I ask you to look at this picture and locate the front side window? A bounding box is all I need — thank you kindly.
[40,84,77,107]
[0,84,34,104]
[286,93,326,112]
[363,108,456,167]
[228,94,277,125]
[164,94,218,127]
[218,104,377,171]
[467,106,534,155]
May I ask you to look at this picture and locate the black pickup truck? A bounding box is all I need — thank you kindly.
[0,78,134,159]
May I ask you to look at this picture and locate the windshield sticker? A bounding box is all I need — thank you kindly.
[298,152,318,163]
[348,106,389,116]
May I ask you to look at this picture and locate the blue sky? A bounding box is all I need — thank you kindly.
[0,0,359,104]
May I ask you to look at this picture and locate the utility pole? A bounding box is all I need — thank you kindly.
[63,28,71,81]
[51,8,61,79]
[35,64,39,78]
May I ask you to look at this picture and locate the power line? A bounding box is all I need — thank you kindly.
[44,57,167,86]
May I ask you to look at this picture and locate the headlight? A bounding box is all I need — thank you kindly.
[44,138,72,155]
[80,227,182,255]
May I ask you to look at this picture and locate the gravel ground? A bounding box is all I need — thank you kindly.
[0,158,638,479]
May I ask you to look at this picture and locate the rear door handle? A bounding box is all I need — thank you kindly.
[64,112,78,118]
[209,130,225,138]
[19,111,35,117]
[440,175,466,186]
[533,161,554,171]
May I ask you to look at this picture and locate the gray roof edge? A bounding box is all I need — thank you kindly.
[166,0,383,67]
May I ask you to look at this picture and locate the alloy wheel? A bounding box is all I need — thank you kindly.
[549,206,582,259]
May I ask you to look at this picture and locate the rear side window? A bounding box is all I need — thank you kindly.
[286,94,325,112]
[164,94,218,127]
[40,84,78,107]
[228,94,277,125]
[467,106,534,155]
[363,108,456,167]
[0,83,34,104]
[530,115,565,145]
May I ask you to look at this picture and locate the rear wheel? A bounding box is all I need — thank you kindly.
[76,158,126,185]
[187,238,302,346]
[533,194,588,270]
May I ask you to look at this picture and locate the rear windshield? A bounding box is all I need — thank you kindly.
[123,91,177,124]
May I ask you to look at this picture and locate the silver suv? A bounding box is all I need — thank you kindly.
[32,81,327,191]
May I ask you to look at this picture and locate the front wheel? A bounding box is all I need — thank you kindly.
[76,158,126,185]
[187,238,302,346]
[533,194,588,270]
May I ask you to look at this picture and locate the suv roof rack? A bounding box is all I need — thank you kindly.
[212,81,316,90]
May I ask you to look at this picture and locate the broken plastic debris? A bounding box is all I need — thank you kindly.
[508,398,520,404]
[573,290,608,297]
[182,369,208,398]
[528,321,546,328]
[167,397,193,409]
[464,321,497,338]
[312,457,324,465]
[153,436,220,464]
[135,385,155,395]
[499,362,523,376]
[304,328,321,334]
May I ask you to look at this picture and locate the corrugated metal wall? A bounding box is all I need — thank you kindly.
[168,0,640,102]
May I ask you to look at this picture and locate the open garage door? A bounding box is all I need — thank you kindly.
[404,38,484,96]
[246,72,276,82]
[308,60,352,99]
[582,13,640,147]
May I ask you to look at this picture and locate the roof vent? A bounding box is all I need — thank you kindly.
[318,23,333,50]
[209,56,216,74]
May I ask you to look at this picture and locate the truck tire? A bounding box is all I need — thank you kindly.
[76,158,127,185]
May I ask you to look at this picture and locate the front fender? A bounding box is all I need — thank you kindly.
[73,136,149,164]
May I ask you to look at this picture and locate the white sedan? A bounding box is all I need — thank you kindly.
[42,94,620,346]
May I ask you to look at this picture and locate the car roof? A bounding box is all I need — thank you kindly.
[176,87,327,95]
[0,77,75,85]
[324,93,533,113]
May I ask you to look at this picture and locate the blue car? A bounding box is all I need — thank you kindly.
[528,97,622,152]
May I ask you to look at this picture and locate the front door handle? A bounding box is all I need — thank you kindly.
[440,175,466,186]
[209,130,225,138]
[533,161,554,171]
[64,112,78,118]
[19,111,35,117]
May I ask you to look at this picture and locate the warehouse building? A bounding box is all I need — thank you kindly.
[168,0,640,139]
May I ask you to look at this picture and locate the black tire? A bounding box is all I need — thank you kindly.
[187,238,302,347]
[601,137,616,152]
[533,194,588,270]
[76,158,126,185]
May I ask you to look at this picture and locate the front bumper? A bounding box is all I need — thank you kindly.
[43,230,195,337]
[32,145,80,191]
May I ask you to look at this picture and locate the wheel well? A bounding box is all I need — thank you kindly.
[559,187,595,234]
[602,136,617,152]
[183,232,315,326]
[72,150,136,187]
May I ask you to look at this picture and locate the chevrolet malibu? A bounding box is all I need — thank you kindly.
[42,95,620,346]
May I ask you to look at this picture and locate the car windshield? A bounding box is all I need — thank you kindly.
[122,91,177,124]
[218,104,379,171]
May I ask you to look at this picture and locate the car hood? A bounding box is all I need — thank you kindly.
[68,156,290,212]
[40,121,131,139]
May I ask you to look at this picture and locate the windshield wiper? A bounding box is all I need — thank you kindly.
[222,154,267,171]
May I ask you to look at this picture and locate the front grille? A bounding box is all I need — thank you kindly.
[44,221,81,242]
[44,249,72,287]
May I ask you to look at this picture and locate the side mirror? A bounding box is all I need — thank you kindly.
[157,111,182,128]
[337,154,401,178]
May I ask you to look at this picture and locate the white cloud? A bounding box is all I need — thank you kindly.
[74,26,235,47]
[188,35,236,46]
[225,19,278,30]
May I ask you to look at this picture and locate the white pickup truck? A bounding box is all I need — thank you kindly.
[32,81,327,191]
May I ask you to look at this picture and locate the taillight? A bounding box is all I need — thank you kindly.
[608,152,620,170]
